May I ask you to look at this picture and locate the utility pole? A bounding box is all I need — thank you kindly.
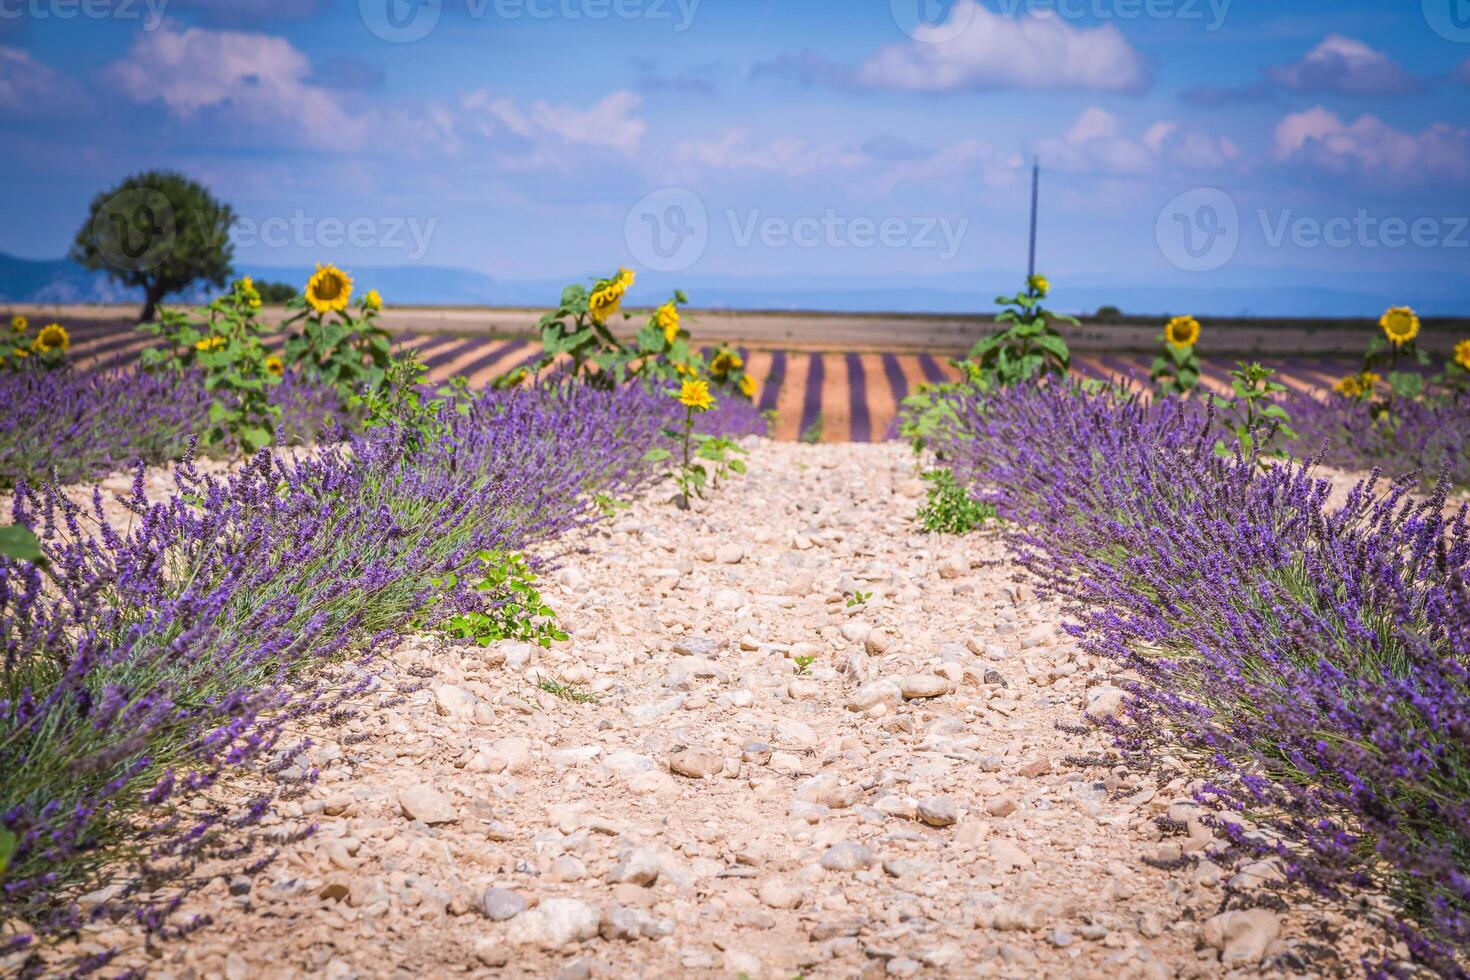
[1027,156,1040,280]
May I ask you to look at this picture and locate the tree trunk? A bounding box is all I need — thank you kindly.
[138,281,166,323]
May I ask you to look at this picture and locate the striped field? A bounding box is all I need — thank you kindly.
[59,320,1355,443]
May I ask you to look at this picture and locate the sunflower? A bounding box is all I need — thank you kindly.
[10,347,27,359]
[264,355,285,377]
[1333,375,1363,399]
[1454,338,1470,371]
[615,266,635,289]
[673,361,696,377]
[194,335,227,352]
[657,302,680,344]
[1028,273,1050,297]
[32,323,69,354]
[710,349,743,379]
[589,280,626,323]
[365,289,383,312]
[10,314,26,335]
[1380,306,1419,347]
[1164,315,1201,349]
[738,374,757,399]
[677,378,715,412]
[306,263,354,314]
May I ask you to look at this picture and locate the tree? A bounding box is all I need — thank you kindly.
[255,280,298,304]
[71,171,234,322]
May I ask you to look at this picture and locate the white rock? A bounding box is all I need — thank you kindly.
[1201,909,1280,967]
[899,674,949,699]
[502,898,601,951]
[988,839,1033,872]
[1084,686,1127,722]
[819,841,876,872]
[758,878,803,909]
[716,543,745,564]
[845,680,901,712]
[668,748,723,779]
[398,785,456,825]
[433,685,477,719]
[773,718,817,748]
[917,796,958,827]
[608,848,662,887]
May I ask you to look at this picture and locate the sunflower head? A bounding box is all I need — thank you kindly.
[673,361,696,377]
[306,263,354,314]
[32,323,69,354]
[10,347,27,359]
[656,302,680,344]
[1333,375,1363,399]
[738,373,757,399]
[264,355,285,377]
[1164,315,1201,349]
[10,314,26,335]
[194,335,227,352]
[1380,306,1419,347]
[1028,273,1050,297]
[365,289,383,312]
[710,349,743,378]
[615,266,635,289]
[1456,339,1470,371]
[677,378,715,412]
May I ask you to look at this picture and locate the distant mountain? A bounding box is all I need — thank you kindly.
[1,251,1465,318]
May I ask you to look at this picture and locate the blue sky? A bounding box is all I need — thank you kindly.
[2,0,1469,312]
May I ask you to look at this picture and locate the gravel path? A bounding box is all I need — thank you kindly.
[61,441,1374,979]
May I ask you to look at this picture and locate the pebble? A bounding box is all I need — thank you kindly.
[667,748,723,779]
[820,841,876,872]
[397,785,456,825]
[759,878,803,909]
[502,898,601,951]
[899,674,949,699]
[1201,909,1280,966]
[917,796,958,827]
[481,887,527,922]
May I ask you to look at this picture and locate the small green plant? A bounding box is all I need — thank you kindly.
[917,467,996,534]
[1150,315,1202,397]
[441,550,568,648]
[349,348,474,452]
[899,360,988,453]
[593,492,630,517]
[1363,305,1432,403]
[799,414,824,444]
[1211,361,1298,460]
[140,276,282,451]
[845,591,872,608]
[793,655,815,675]
[282,265,393,399]
[537,678,601,705]
[646,379,747,505]
[967,274,1077,388]
[3,318,71,373]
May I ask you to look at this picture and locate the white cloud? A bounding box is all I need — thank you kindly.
[1273,107,1470,182]
[857,2,1149,94]
[0,45,90,117]
[459,89,647,165]
[1037,108,1241,175]
[100,26,366,149]
[1265,35,1418,94]
[666,129,867,178]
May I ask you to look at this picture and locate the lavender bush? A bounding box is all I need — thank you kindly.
[930,383,1470,977]
[0,369,349,491]
[1282,389,1470,487]
[0,382,676,974]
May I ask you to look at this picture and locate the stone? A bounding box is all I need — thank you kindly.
[758,877,803,909]
[820,841,876,872]
[846,680,902,712]
[1084,686,1127,722]
[938,555,969,579]
[988,839,1033,872]
[397,785,456,825]
[433,685,476,719]
[797,774,860,810]
[668,748,723,779]
[716,543,745,564]
[723,950,763,976]
[899,675,949,699]
[917,796,958,827]
[773,717,818,748]
[601,904,675,941]
[482,887,528,921]
[1201,909,1280,967]
[986,795,1018,818]
[608,848,662,887]
[502,898,601,951]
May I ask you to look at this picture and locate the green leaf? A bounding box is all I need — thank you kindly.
[0,524,44,563]
[0,826,14,877]
[643,447,673,462]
